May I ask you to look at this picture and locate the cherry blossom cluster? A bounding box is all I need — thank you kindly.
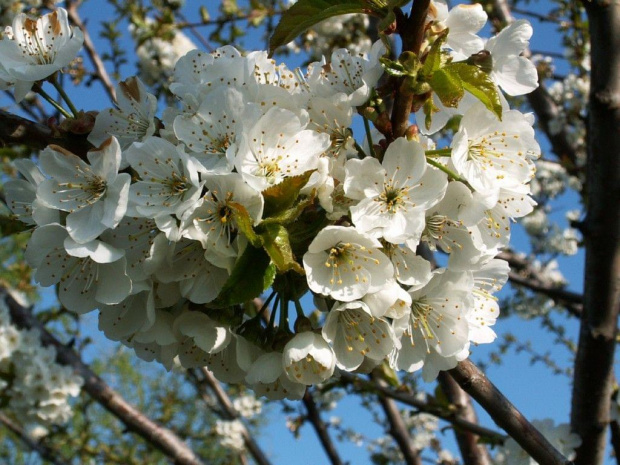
[0,293,83,428]
[5,4,541,400]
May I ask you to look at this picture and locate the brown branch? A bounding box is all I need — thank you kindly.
[449,359,571,465]
[2,291,204,465]
[437,373,492,465]
[390,0,431,142]
[570,1,620,464]
[197,367,272,465]
[610,421,620,465]
[0,414,70,465]
[302,390,344,465]
[339,371,505,441]
[372,376,423,465]
[498,250,583,316]
[65,0,117,103]
[0,110,92,157]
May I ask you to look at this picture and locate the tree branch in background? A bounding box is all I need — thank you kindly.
[610,420,620,465]
[339,371,505,441]
[302,389,344,465]
[196,367,272,465]
[373,376,423,465]
[449,360,571,465]
[570,1,620,464]
[0,414,70,465]
[65,0,117,103]
[498,250,584,317]
[3,291,204,465]
[0,110,92,157]
[437,373,492,465]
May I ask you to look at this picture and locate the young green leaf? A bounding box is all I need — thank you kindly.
[261,170,314,218]
[208,245,276,308]
[260,223,305,274]
[446,62,503,119]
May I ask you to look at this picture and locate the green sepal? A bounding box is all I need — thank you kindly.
[260,224,305,274]
[208,245,276,309]
[445,62,503,119]
[423,96,440,131]
[261,170,314,219]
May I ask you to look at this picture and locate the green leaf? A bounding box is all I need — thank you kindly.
[446,62,503,119]
[261,171,314,219]
[269,0,370,54]
[429,67,464,108]
[208,246,276,308]
[228,201,262,248]
[260,224,305,274]
[421,29,449,77]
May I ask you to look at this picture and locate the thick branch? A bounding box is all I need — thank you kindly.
[198,368,271,465]
[3,291,204,465]
[390,0,431,141]
[66,0,117,102]
[302,390,344,465]
[0,414,70,465]
[570,2,620,464]
[0,110,92,157]
[449,360,571,465]
[437,373,492,465]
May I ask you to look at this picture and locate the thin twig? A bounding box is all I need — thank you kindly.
[302,390,344,465]
[2,290,204,465]
[0,414,70,465]
[66,0,117,103]
[449,359,572,465]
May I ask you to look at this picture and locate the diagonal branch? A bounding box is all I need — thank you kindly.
[437,373,492,465]
[302,389,344,465]
[449,359,571,465]
[65,0,117,103]
[0,414,70,465]
[197,367,272,465]
[372,376,423,465]
[2,290,204,465]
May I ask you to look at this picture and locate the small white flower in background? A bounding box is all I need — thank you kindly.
[232,394,262,418]
[303,226,394,302]
[494,419,580,465]
[283,332,336,385]
[37,138,131,244]
[88,76,158,151]
[215,419,245,452]
[0,7,83,102]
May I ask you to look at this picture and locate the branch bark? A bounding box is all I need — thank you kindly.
[0,110,92,157]
[570,1,620,464]
[449,359,571,465]
[373,376,423,465]
[437,373,492,465]
[0,414,70,465]
[197,367,272,465]
[3,291,204,465]
[302,390,344,465]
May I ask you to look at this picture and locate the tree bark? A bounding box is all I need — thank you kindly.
[570,2,620,464]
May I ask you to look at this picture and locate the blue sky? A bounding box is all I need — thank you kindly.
[5,0,595,463]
